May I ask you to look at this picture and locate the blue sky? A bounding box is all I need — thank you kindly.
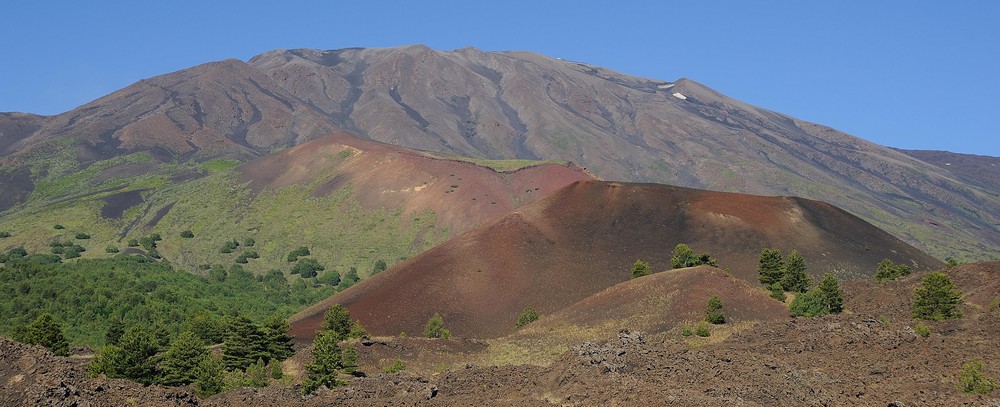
[2,1,998,156]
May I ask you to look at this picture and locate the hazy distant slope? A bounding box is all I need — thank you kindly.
[897,149,1000,192]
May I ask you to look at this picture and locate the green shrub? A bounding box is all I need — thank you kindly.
[348,320,368,339]
[219,240,239,254]
[54,224,65,230]
[383,358,406,374]
[180,230,195,238]
[695,323,710,337]
[338,267,360,290]
[0,231,11,238]
[681,326,693,337]
[269,359,283,380]
[291,258,325,278]
[789,290,828,317]
[515,307,540,328]
[127,239,139,247]
[958,360,996,394]
[105,245,120,254]
[318,270,341,286]
[287,246,310,262]
[243,238,255,247]
[768,283,787,302]
[631,259,651,278]
[372,259,388,275]
[244,358,269,388]
[912,272,962,321]
[424,313,452,339]
[705,295,725,324]
[914,322,931,338]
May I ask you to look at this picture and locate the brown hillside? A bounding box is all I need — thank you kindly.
[238,131,593,235]
[845,260,1000,319]
[291,181,941,341]
[529,266,788,336]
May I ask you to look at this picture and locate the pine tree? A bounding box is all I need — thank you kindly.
[781,250,811,293]
[105,318,125,346]
[912,272,963,320]
[322,304,352,337]
[260,315,294,362]
[222,316,269,371]
[184,312,225,344]
[670,244,693,268]
[758,248,784,285]
[817,273,844,314]
[91,325,160,384]
[631,259,651,278]
[159,331,208,387]
[705,295,725,324]
[193,352,226,398]
[245,358,269,387]
[25,314,69,356]
[302,330,357,394]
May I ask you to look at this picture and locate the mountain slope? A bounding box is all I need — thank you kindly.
[247,46,998,261]
[290,180,942,340]
[3,46,997,260]
[0,132,591,277]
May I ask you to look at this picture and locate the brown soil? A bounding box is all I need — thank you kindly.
[290,180,942,341]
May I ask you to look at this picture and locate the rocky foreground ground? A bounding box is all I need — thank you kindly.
[4,316,999,406]
[4,264,1000,406]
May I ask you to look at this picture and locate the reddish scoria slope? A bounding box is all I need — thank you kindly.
[290,181,942,340]
[238,131,594,237]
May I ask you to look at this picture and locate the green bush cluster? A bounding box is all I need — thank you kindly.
[515,307,540,328]
[50,240,86,259]
[0,254,336,346]
[670,244,718,269]
[874,258,912,282]
[789,273,844,317]
[695,323,711,337]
